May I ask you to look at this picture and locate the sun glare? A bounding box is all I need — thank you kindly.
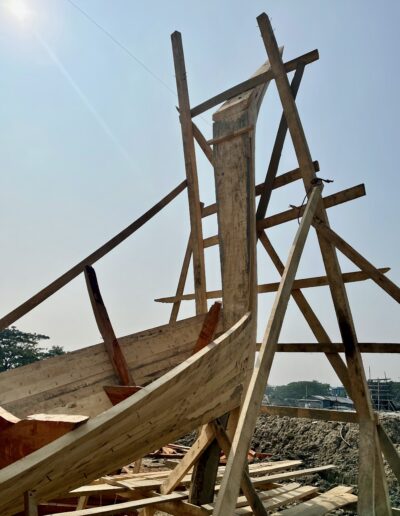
[6,0,31,22]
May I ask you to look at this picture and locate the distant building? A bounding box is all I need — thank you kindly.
[367,378,398,411]
[296,395,354,411]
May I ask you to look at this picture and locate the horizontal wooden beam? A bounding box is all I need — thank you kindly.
[273,343,400,353]
[201,162,319,219]
[260,404,359,423]
[202,184,366,245]
[258,183,366,230]
[190,49,319,117]
[0,181,187,331]
[155,268,389,303]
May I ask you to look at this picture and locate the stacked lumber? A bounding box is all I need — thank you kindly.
[35,460,357,515]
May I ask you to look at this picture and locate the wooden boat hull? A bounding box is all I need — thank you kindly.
[0,313,250,515]
[0,314,212,418]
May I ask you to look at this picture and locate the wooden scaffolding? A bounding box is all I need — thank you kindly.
[0,10,399,516]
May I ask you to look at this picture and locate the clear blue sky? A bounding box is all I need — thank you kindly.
[0,0,399,385]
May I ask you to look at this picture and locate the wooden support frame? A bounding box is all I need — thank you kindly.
[213,183,323,515]
[155,267,389,304]
[256,12,391,513]
[190,49,319,117]
[171,31,207,315]
[314,218,400,303]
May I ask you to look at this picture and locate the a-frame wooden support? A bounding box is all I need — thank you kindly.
[211,13,393,515]
[213,183,323,515]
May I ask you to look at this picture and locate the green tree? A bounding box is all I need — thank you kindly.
[267,381,331,404]
[0,327,64,372]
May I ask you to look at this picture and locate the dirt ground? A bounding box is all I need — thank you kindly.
[175,412,400,511]
[253,412,400,509]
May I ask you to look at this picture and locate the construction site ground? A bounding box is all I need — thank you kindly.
[175,412,400,512]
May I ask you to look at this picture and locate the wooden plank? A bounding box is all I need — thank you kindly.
[24,491,38,516]
[190,49,319,117]
[84,265,134,386]
[201,184,366,248]
[155,268,389,303]
[256,13,391,514]
[260,405,358,423]
[258,184,365,230]
[203,484,302,513]
[213,184,323,515]
[192,302,222,354]
[192,122,213,165]
[0,414,88,468]
[275,486,357,515]
[160,424,215,494]
[249,465,336,488]
[314,218,400,303]
[171,31,207,315]
[47,493,187,516]
[0,406,20,431]
[256,64,306,223]
[170,232,192,323]
[112,460,302,491]
[0,180,187,331]
[236,486,319,514]
[377,423,400,483]
[211,419,268,516]
[275,342,400,353]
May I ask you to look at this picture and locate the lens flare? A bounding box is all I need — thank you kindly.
[6,0,31,22]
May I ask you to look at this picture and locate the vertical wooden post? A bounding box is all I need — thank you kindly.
[256,12,391,514]
[171,32,207,315]
[24,491,38,516]
[190,59,276,506]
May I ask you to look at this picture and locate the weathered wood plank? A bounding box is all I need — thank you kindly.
[256,64,306,223]
[155,268,389,303]
[214,184,323,515]
[169,233,192,323]
[48,492,187,516]
[377,423,400,483]
[190,49,319,117]
[0,180,187,331]
[160,424,215,494]
[212,419,268,516]
[274,343,400,353]
[172,31,207,315]
[201,184,366,247]
[275,485,356,515]
[84,265,134,386]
